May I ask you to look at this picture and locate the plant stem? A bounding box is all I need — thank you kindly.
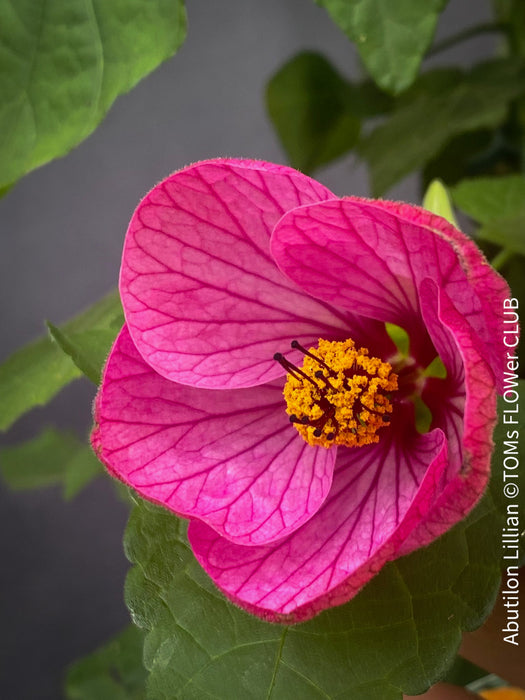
[427,22,509,57]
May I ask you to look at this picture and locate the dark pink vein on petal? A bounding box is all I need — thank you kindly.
[188,405,447,621]
[119,158,356,389]
[92,326,336,547]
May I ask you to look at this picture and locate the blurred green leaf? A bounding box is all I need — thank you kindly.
[422,130,505,188]
[450,175,525,224]
[479,213,525,256]
[316,0,448,94]
[266,52,362,173]
[0,0,187,188]
[0,182,12,198]
[441,656,486,687]
[0,427,101,498]
[493,0,525,57]
[452,175,525,255]
[0,291,122,432]
[65,625,146,700]
[360,60,525,195]
[452,174,525,223]
[124,454,508,698]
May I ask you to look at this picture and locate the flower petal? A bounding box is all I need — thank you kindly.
[92,326,336,546]
[188,406,448,622]
[120,158,348,389]
[399,281,497,554]
[271,197,508,372]
[370,200,510,392]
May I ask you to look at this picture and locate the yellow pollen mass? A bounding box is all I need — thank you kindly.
[283,339,398,448]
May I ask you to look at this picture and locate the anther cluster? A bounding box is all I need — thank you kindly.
[275,339,398,448]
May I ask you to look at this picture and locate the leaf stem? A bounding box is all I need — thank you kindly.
[491,247,514,271]
[427,22,509,57]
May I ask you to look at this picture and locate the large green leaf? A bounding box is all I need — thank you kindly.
[124,424,515,700]
[0,0,187,188]
[0,427,101,498]
[359,60,525,195]
[0,291,123,432]
[316,0,448,94]
[266,52,388,173]
[65,625,147,700]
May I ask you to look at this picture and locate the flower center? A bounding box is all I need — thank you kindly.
[274,339,398,449]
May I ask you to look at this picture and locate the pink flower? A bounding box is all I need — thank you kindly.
[92,158,508,623]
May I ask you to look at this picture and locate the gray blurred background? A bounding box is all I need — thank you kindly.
[0,1,495,697]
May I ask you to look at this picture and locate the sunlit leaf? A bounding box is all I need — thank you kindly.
[47,324,118,385]
[0,0,187,188]
[316,0,449,94]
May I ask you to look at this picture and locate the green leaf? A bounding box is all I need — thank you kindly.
[422,130,496,187]
[451,175,525,224]
[451,175,525,255]
[266,52,361,173]
[0,427,101,499]
[47,324,118,385]
[422,179,458,227]
[316,0,448,94]
[65,625,147,700]
[493,0,525,58]
[0,0,187,188]
[0,291,123,432]
[124,450,509,698]
[480,213,525,256]
[441,656,486,687]
[0,182,12,198]
[359,60,525,195]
